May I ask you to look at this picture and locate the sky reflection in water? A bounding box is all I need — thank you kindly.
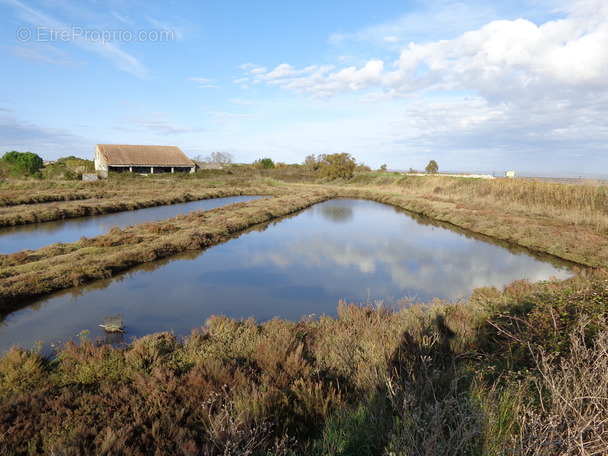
[0,199,571,353]
[0,196,262,253]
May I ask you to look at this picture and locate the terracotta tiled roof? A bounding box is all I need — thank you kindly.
[96,145,194,166]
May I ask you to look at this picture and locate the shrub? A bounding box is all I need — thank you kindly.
[0,347,47,398]
[425,160,439,174]
[254,158,276,169]
[126,332,179,373]
[317,153,357,180]
[1,151,43,178]
[511,322,608,454]
[54,339,127,385]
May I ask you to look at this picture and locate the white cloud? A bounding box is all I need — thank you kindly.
[188,77,217,88]
[4,0,149,78]
[250,66,268,75]
[89,41,148,78]
[265,63,300,79]
[233,0,608,173]
[147,17,178,37]
[111,11,134,26]
[242,0,608,100]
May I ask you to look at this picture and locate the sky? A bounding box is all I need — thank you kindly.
[0,0,607,176]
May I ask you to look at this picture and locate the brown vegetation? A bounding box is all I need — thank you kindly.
[2,173,607,309]
[0,184,261,227]
[0,186,335,308]
[1,171,608,453]
[340,174,608,267]
[0,270,606,454]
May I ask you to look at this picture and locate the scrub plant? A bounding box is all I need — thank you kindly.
[1,173,608,453]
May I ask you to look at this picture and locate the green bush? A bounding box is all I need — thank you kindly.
[254,158,276,169]
[1,151,43,178]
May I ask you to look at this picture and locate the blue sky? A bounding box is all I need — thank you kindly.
[1,0,607,175]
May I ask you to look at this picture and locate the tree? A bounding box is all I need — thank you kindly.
[205,151,233,165]
[380,164,387,172]
[317,153,357,180]
[425,159,439,174]
[303,154,320,171]
[1,151,43,177]
[253,158,275,169]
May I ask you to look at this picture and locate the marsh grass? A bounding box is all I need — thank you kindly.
[0,186,262,227]
[339,176,608,267]
[0,270,607,454]
[349,174,608,233]
[0,188,335,308]
[0,180,109,206]
[2,173,608,453]
[2,175,606,307]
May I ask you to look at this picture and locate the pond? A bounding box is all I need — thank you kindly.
[0,199,572,354]
[0,196,263,254]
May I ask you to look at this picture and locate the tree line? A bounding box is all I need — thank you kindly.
[2,149,439,181]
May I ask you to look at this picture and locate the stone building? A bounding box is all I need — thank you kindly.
[94,144,196,178]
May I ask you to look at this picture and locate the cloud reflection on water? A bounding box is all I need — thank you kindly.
[0,198,572,354]
[243,199,571,302]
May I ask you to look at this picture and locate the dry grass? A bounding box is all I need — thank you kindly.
[349,174,608,233]
[514,322,608,455]
[0,187,335,309]
[2,174,606,312]
[0,186,263,227]
[475,317,608,456]
[338,175,608,267]
[0,270,606,454]
[1,172,608,453]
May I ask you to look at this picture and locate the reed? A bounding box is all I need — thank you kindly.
[0,186,263,227]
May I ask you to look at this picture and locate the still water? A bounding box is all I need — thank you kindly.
[0,199,572,354]
[0,196,262,253]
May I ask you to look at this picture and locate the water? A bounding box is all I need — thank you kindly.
[0,196,262,253]
[0,199,572,354]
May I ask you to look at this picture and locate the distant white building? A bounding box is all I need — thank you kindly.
[94,144,196,178]
[505,171,516,178]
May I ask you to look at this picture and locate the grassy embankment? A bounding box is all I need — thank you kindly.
[0,185,335,309]
[338,174,608,267]
[0,176,275,227]
[1,173,607,454]
[1,174,606,307]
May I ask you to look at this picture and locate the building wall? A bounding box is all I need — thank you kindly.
[94,145,109,178]
[94,145,196,178]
